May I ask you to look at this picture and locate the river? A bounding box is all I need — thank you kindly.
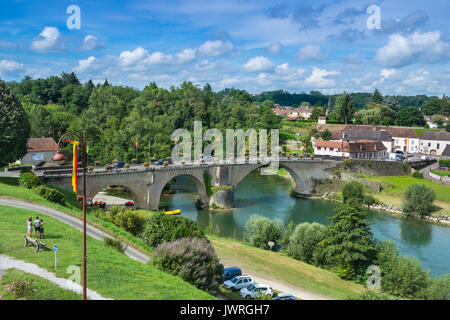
[158,171,450,276]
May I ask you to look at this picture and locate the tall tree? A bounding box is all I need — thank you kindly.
[395,106,425,127]
[371,89,384,104]
[0,81,31,166]
[334,93,354,124]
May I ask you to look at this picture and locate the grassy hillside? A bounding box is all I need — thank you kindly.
[209,235,364,300]
[0,205,214,300]
[0,269,82,300]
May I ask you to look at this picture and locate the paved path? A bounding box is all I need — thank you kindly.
[0,198,149,263]
[220,259,331,300]
[0,254,111,300]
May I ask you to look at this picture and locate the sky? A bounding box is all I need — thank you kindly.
[0,0,449,96]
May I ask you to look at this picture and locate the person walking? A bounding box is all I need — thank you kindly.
[34,216,41,239]
[26,216,32,237]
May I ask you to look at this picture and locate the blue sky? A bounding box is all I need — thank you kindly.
[0,0,449,95]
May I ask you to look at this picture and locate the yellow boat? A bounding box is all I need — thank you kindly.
[164,209,181,215]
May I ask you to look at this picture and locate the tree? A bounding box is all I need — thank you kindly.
[321,204,376,278]
[342,181,365,207]
[446,122,450,132]
[431,114,446,126]
[245,215,284,250]
[0,81,31,167]
[311,106,326,120]
[424,274,450,300]
[402,183,436,217]
[424,96,450,116]
[371,89,384,104]
[286,222,327,265]
[395,106,425,127]
[334,93,354,125]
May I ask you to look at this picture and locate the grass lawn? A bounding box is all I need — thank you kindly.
[431,170,450,177]
[413,128,441,136]
[0,179,154,253]
[0,205,214,300]
[0,269,82,300]
[208,235,364,300]
[366,175,450,216]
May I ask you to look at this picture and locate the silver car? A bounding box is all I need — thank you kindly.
[223,275,254,291]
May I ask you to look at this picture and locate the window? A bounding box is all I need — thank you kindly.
[437,144,440,149]
[428,143,431,147]
[411,140,414,145]
[317,147,321,150]
[396,139,399,144]
[330,148,334,151]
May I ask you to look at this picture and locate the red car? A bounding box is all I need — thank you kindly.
[125,200,134,207]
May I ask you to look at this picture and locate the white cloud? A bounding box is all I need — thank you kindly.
[296,45,324,61]
[176,48,197,63]
[145,51,173,64]
[198,40,234,57]
[82,35,103,51]
[0,59,24,75]
[243,56,274,72]
[119,47,149,66]
[380,68,397,81]
[305,67,339,88]
[266,42,283,54]
[31,27,61,52]
[375,31,448,67]
[74,56,96,73]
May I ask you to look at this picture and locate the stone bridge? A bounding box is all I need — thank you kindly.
[43,159,340,210]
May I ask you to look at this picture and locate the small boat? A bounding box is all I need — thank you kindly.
[164,209,181,215]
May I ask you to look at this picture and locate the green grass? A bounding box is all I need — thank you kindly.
[0,269,82,300]
[413,128,441,136]
[0,205,214,300]
[366,175,450,216]
[0,179,154,254]
[431,170,450,177]
[0,177,20,186]
[208,235,364,300]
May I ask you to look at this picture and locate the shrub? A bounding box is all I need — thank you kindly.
[34,185,65,205]
[439,159,450,167]
[143,162,149,167]
[141,213,205,247]
[336,261,356,280]
[280,220,296,247]
[104,164,111,170]
[104,237,125,253]
[151,238,223,294]
[342,181,364,206]
[348,290,393,300]
[88,166,94,171]
[286,222,327,266]
[424,274,450,300]
[362,194,376,208]
[97,206,145,236]
[18,172,41,189]
[11,279,33,298]
[163,161,169,166]
[402,183,436,217]
[412,171,424,179]
[125,163,130,168]
[245,215,283,250]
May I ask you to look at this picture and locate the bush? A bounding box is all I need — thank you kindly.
[88,166,94,171]
[141,213,205,247]
[412,171,424,179]
[104,164,111,170]
[348,290,393,300]
[245,215,283,250]
[18,172,41,189]
[424,274,450,300]
[336,261,356,280]
[151,238,223,294]
[11,279,34,298]
[286,222,327,265]
[125,163,130,168]
[143,162,149,167]
[439,159,450,167]
[402,183,436,217]
[104,237,125,253]
[342,181,364,206]
[95,206,145,236]
[34,185,65,205]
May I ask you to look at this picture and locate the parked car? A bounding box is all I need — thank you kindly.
[239,284,273,299]
[111,161,125,168]
[407,152,415,158]
[222,267,242,282]
[156,158,173,165]
[223,275,254,291]
[421,155,430,160]
[124,200,134,207]
[388,153,403,161]
[273,292,296,300]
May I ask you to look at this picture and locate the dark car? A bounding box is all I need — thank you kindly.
[273,293,296,300]
[222,267,242,282]
[112,161,125,168]
[156,158,173,165]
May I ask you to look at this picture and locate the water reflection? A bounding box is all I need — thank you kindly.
[399,217,433,247]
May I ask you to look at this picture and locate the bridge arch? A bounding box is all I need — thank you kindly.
[87,183,141,208]
[147,170,209,211]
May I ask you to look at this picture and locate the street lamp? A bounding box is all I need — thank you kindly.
[52,131,88,300]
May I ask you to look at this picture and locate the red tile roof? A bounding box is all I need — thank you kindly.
[27,138,58,152]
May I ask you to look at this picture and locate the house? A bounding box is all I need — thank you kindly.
[419,132,450,155]
[331,128,393,152]
[313,139,387,159]
[272,107,290,117]
[382,127,420,154]
[20,137,59,166]
[318,116,326,124]
[288,106,313,120]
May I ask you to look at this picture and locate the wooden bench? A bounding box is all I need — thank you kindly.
[23,235,47,253]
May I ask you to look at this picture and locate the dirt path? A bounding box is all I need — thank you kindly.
[0,255,111,300]
[220,258,331,300]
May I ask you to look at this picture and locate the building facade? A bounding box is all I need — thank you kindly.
[20,137,59,166]
[419,132,450,155]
